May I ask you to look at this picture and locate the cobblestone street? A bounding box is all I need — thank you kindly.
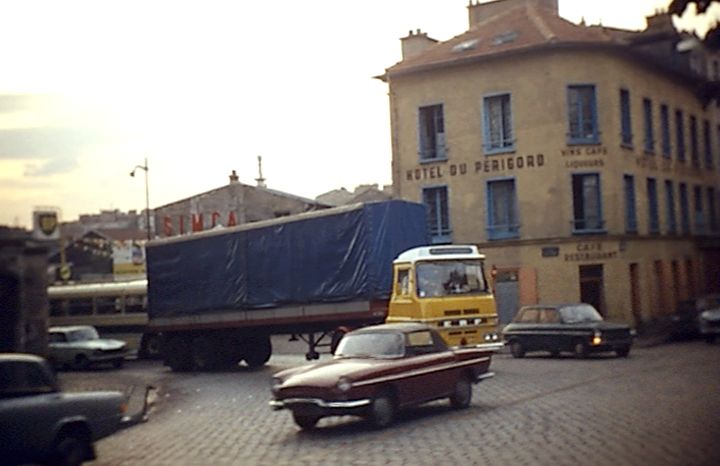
[60,340,720,466]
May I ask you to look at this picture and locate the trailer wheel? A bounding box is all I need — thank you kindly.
[192,336,220,371]
[164,335,192,372]
[243,335,272,369]
[139,334,162,359]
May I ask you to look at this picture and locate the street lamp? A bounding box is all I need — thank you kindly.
[130,157,151,240]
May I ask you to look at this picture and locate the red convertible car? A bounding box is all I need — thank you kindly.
[270,323,499,429]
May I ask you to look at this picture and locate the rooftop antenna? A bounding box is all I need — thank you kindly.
[255,155,267,188]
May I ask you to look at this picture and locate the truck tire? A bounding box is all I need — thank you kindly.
[243,335,272,369]
[164,335,192,372]
[139,334,162,359]
[192,336,222,371]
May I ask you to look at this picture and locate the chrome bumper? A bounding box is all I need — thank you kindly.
[269,398,371,411]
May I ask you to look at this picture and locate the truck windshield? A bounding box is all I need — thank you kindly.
[416,260,487,298]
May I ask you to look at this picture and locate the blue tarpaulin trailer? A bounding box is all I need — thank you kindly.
[145,200,429,371]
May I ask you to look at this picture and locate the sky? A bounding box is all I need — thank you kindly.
[1,0,719,228]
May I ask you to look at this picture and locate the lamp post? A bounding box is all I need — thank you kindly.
[130,157,151,240]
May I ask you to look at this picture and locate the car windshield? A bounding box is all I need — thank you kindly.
[559,304,603,323]
[335,332,404,358]
[416,260,487,298]
[68,327,99,342]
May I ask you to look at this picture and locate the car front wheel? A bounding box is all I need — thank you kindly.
[368,392,395,429]
[615,346,631,358]
[449,376,472,409]
[510,340,525,358]
[573,340,588,359]
[292,412,320,430]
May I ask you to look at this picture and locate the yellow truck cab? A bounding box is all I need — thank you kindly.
[387,244,500,348]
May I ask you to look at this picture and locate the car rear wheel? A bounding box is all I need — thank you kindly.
[52,431,92,466]
[615,346,631,358]
[449,376,472,409]
[368,392,395,429]
[573,340,588,359]
[510,341,525,358]
[292,412,320,430]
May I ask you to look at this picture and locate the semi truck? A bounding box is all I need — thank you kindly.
[145,200,499,371]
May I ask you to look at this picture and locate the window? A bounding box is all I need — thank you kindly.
[624,175,637,233]
[418,104,446,161]
[396,269,410,296]
[572,173,604,233]
[676,110,686,161]
[643,98,654,153]
[620,89,632,146]
[483,93,514,153]
[690,115,699,166]
[704,120,713,169]
[680,183,690,234]
[708,187,718,232]
[567,85,598,144]
[422,186,451,244]
[660,104,671,157]
[647,178,659,234]
[694,185,705,233]
[517,308,539,323]
[665,180,677,234]
[486,178,519,239]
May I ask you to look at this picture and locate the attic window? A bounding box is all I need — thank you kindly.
[493,31,518,46]
[452,39,479,52]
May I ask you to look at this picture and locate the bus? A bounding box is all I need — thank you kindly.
[47,279,160,358]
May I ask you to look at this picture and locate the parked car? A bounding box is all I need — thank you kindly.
[0,353,127,465]
[502,303,634,359]
[48,326,128,370]
[697,295,720,343]
[668,294,720,340]
[270,323,499,430]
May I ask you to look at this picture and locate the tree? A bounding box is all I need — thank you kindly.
[669,0,716,15]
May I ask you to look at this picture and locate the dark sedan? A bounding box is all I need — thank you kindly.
[502,303,634,359]
[0,353,128,465]
[270,323,499,429]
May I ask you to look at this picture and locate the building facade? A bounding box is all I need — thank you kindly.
[153,170,329,238]
[381,0,720,326]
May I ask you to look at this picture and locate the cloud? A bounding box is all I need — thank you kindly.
[0,94,37,114]
[23,156,79,177]
[0,126,108,161]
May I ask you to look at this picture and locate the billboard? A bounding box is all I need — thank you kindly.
[32,209,60,241]
[112,241,146,275]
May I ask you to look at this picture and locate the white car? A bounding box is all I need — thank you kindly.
[48,326,128,370]
[699,303,720,344]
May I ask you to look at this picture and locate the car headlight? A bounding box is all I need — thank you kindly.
[592,330,602,345]
[336,377,352,392]
[271,377,283,394]
[484,332,499,342]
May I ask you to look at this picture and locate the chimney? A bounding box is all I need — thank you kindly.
[229,169,239,184]
[400,29,438,60]
[467,0,558,28]
[255,155,267,188]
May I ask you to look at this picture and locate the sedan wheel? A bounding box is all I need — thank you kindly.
[615,346,631,358]
[510,341,525,358]
[292,412,320,430]
[573,340,588,359]
[368,393,395,429]
[53,432,91,466]
[449,377,472,409]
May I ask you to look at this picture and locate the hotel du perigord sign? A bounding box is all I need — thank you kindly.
[405,146,608,182]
